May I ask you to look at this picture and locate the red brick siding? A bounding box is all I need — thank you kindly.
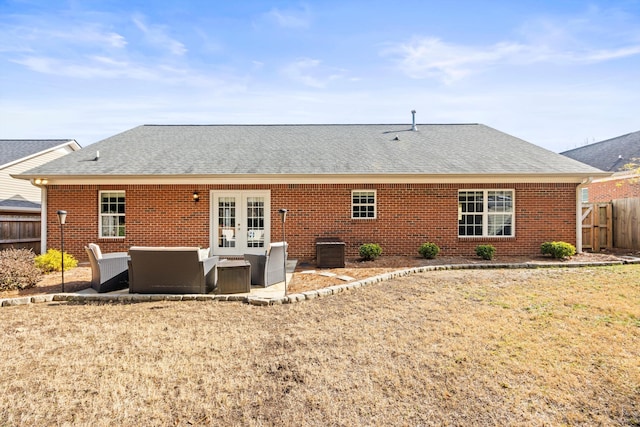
[46,183,578,261]
[587,178,640,202]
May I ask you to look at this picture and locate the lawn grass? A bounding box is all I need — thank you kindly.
[1,265,639,426]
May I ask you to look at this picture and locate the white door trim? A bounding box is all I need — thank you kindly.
[210,190,271,256]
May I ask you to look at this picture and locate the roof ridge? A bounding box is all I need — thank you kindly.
[141,123,481,127]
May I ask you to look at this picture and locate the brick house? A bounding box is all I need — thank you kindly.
[562,130,640,203]
[16,123,607,262]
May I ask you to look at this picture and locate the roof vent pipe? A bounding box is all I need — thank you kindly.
[411,110,417,131]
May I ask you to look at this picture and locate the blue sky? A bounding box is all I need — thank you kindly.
[1,0,639,152]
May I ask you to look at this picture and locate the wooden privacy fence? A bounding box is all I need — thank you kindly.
[581,203,612,251]
[611,198,640,250]
[0,215,41,253]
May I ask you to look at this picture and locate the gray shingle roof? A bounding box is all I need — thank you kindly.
[19,124,604,177]
[561,130,640,172]
[0,197,40,210]
[0,139,77,167]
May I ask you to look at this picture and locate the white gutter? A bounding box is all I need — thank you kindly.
[0,206,40,213]
[14,173,609,186]
[575,177,593,253]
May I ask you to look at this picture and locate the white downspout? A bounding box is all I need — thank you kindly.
[576,177,593,254]
[40,185,47,255]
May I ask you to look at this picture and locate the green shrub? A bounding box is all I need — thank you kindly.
[359,243,382,261]
[418,242,440,259]
[541,241,576,259]
[34,249,78,273]
[540,242,553,256]
[0,248,42,291]
[475,244,496,260]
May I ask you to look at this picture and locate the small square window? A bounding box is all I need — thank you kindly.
[352,190,376,219]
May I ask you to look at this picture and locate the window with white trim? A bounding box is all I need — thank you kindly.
[352,190,376,219]
[458,190,514,237]
[99,191,125,237]
[581,188,589,203]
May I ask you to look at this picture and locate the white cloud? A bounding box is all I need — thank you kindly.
[0,22,127,52]
[383,37,525,83]
[11,55,157,80]
[282,58,324,87]
[383,35,640,83]
[265,6,311,29]
[383,6,640,83]
[582,46,640,62]
[132,14,187,56]
[281,58,349,88]
[9,54,234,87]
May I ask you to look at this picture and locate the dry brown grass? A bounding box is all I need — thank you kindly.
[1,265,639,426]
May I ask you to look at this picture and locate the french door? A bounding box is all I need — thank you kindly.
[210,190,270,256]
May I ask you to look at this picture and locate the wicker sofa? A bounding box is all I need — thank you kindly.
[128,246,219,294]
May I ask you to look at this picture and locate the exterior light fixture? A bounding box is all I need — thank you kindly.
[57,210,67,293]
[193,191,200,202]
[34,178,48,185]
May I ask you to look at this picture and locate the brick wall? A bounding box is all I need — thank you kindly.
[46,182,578,262]
[587,177,640,202]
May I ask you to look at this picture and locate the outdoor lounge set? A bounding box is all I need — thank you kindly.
[84,242,288,294]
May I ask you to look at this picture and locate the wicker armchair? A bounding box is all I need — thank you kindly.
[244,242,288,287]
[85,244,129,293]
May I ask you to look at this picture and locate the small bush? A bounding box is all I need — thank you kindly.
[541,241,576,259]
[475,244,496,260]
[540,242,553,256]
[34,249,78,273]
[418,242,440,259]
[359,243,382,261]
[0,248,42,291]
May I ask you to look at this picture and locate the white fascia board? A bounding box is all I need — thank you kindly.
[591,171,638,183]
[15,173,610,186]
[0,206,41,213]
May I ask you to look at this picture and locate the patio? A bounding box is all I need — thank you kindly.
[77,259,298,300]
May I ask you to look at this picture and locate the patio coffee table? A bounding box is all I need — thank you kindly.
[216,260,251,294]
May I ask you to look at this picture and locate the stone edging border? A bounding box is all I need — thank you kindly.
[1,259,638,308]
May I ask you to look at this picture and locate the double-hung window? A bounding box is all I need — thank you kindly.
[458,190,514,237]
[352,190,376,219]
[99,191,125,237]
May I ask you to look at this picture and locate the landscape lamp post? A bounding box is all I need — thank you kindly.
[278,209,288,296]
[57,210,67,293]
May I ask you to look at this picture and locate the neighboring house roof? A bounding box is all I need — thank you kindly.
[17,124,606,183]
[0,196,40,211]
[561,130,640,172]
[0,139,80,168]
[1,139,81,211]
